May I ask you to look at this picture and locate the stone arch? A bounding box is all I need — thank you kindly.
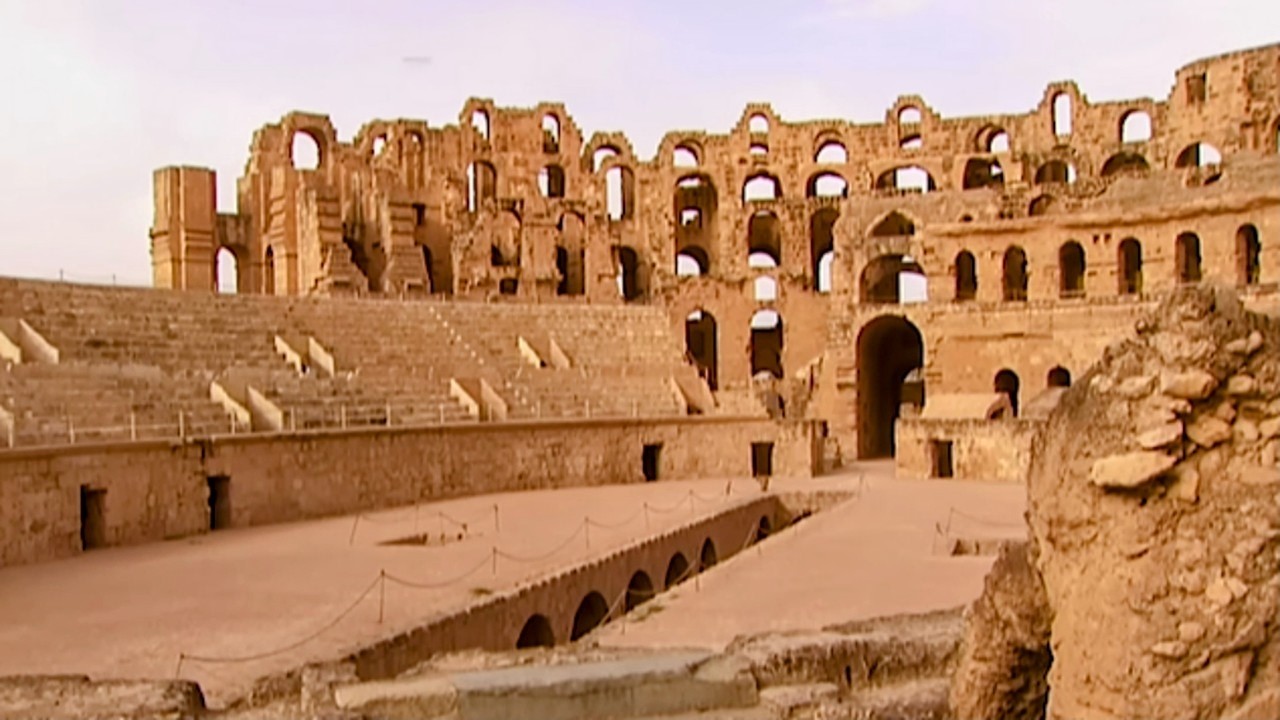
[290,129,322,171]
[1101,152,1150,178]
[810,208,837,292]
[1035,160,1076,185]
[1237,224,1261,286]
[1174,142,1222,168]
[606,166,635,220]
[994,369,1021,416]
[674,173,719,275]
[815,140,848,164]
[467,161,497,212]
[869,210,916,238]
[1175,232,1202,284]
[861,255,926,305]
[625,571,655,612]
[685,309,719,390]
[516,614,555,648]
[1003,246,1029,301]
[539,164,566,198]
[215,246,239,294]
[1118,238,1143,295]
[899,106,922,124]
[743,173,781,203]
[748,211,782,267]
[1059,241,1086,297]
[673,144,699,168]
[615,246,645,301]
[471,109,491,142]
[676,248,709,277]
[806,171,848,198]
[750,310,784,379]
[748,114,770,133]
[1047,366,1072,388]
[556,212,586,295]
[875,166,935,193]
[963,157,1004,189]
[1029,195,1055,217]
[263,246,276,295]
[541,113,561,153]
[1120,110,1152,143]
[699,538,718,570]
[975,126,1010,153]
[570,591,609,641]
[955,250,977,301]
[665,551,690,588]
[856,316,924,458]
[1052,93,1072,136]
[592,145,619,172]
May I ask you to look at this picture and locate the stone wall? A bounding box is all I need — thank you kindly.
[0,416,809,567]
[895,418,1041,482]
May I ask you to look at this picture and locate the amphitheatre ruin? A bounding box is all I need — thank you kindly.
[0,39,1277,719]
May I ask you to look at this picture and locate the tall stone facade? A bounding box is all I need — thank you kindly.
[151,43,1280,462]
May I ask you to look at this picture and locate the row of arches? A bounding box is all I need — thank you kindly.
[683,309,786,388]
[515,533,739,649]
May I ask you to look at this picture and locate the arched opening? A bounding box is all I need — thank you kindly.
[1237,224,1261,286]
[1028,195,1055,217]
[592,146,618,172]
[748,211,782,268]
[743,174,781,203]
[899,107,922,124]
[516,614,555,649]
[954,250,977,301]
[1175,142,1222,168]
[665,552,690,588]
[1002,246,1029,301]
[625,571,655,612]
[900,134,923,150]
[570,591,609,641]
[371,135,387,157]
[1052,94,1072,136]
[1176,232,1202,284]
[876,166,934,194]
[861,255,927,305]
[467,161,497,212]
[856,316,924,458]
[994,369,1021,416]
[1118,238,1143,295]
[1100,152,1150,178]
[421,246,436,293]
[699,538,718,570]
[755,516,772,542]
[675,174,718,275]
[755,276,778,302]
[542,114,560,153]
[685,310,718,390]
[615,246,643,301]
[870,211,915,237]
[215,247,238,294]
[290,131,320,171]
[815,141,848,164]
[749,143,768,156]
[988,131,1010,153]
[963,157,1004,189]
[263,247,276,295]
[748,114,769,133]
[471,109,491,141]
[606,166,635,220]
[1047,366,1072,388]
[1120,110,1152,143]
[673,144,699,168]
[676,249,708,277]
[538,164,566,198]
[1035,160,1076,185]
[1059,241,1086,297]
[554,246,585,296]
[750,310,784,379]
[810,208,837,293]
[807,172,848,198]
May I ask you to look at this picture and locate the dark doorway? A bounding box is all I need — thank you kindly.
[516,614,555,648]
[665,552,690,588]
[1047,366,1072,388]
[1003,246,1028,301]
[1118,239,1143,295]
[994,369,1021,417]
[1176,232,1202,284]
[616,246,644,301]
[750,311,784,378]
[1058,241,1086,297]
[699,538,718,570]
[207,475,231,531]
[642,443,662,482]
[570,591,609,641]
[856,316,925,458]
[930,440,954,479]
[954,251,977,301]
[756,516,772,542]
[499,278,518,295]
[1237,224,1261,286]
[625,571,655,612]
[751,442,774,477]
[684,310,719,390]
[80,485,106,551]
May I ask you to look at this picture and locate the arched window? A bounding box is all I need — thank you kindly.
[963,157,1004,189]
[817,252,834,294]
[1175,232,1202,284]
[676,248,708,277]
[1059,241,1086,297]
[471,109,490,141]
[876,166,934,194]
[1029,195,1054,216]
[542,114,560,153]
[371,135,387,157]
[538,165,566,198]
[1047,366,1072,388]
[749,143,768,156]
[1118,238,1143,295]
[592,146,618,172]
[215,247,238,294]
[1002,246,1028,301]
[606,166,635,220]
[1052,94,1072,136]
[685,310,718,390]
[1100,153,1150,178]
[570,591,609,641]
[860,255,927,305]
[748,211,782,268]
[954,250,977,301]
[815,141,848,164]
[807,172,848,198]
[467,161,497,212]
[994,369,1021,416]
[673,145,699,168]
[900,134,923,150]
[988,131,1010,153]
[743,174,781,203]
[748,114,769,133]
[754,276,778,302]
[1120,111,1152,143]
[1174,142,1222,168]
[263,247,276,295]
[615,246,643,300]
[291,131,320,170]
[750,310,784,378]
[899,107,922,124]
[515,614,554,648]
[1237,224,1261,286]
[1035,160,1076,185]
[810,208,837,293]
[870,211,915,237]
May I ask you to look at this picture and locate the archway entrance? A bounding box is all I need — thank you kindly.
[856,316,924,458]
[685,310,718,390]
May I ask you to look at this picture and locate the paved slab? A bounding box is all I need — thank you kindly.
[596,461,1026,650]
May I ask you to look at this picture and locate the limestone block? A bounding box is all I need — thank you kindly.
[1088,451,1178,489]
[1226,375,1258,396]
[1137,420,1183,449]
[1161,370,1218,400]
[1186,415,1233,448]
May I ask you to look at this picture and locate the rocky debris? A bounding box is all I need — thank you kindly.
[0,675,206,719]
[958,285,1280,720]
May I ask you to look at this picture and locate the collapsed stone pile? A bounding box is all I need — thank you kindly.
[954,284,1280,719]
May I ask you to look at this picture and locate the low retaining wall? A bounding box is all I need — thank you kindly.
[0,416,816,567]
[894,417,1041,482]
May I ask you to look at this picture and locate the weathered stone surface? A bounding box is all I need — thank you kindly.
[1136,420,1182,449]
[1186,415,1233,448]
[1088,451,1178,489]
[1226,375,1258,396]
[1161,370,1219,400]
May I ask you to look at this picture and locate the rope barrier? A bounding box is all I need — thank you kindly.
[948,507,1024,528]
[494,522,586,564]
[175,574,381,676]
[384,554,492,590]
[584,506,645,530]
[645,494,692,515]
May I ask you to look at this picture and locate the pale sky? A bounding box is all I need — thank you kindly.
[0,0,1275,286]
